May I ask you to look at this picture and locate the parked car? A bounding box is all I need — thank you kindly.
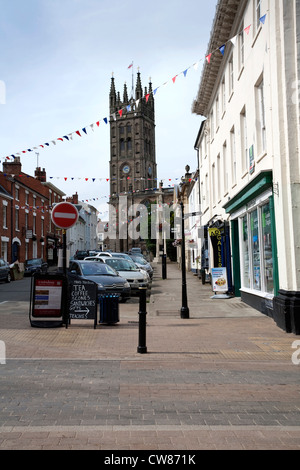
[24,258,48,276]
[129,254,153,279]
[101,257,149,295]
[0,258,11,283]
[68,260,130,301]
[74,250,89,260]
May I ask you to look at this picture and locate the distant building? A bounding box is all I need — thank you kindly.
[108,72,173,254]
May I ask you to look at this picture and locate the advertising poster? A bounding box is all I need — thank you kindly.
[211,267,228,292]
[33,279,63,318]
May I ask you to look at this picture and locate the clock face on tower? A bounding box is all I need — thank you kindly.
[123,165,130,174]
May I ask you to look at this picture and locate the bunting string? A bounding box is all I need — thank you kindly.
[1,14,267,163]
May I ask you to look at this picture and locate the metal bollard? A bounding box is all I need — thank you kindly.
[137,286,147,354]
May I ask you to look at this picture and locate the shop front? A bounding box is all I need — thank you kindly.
[224,171,279,317]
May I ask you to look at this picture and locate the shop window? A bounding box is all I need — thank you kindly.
[262,203,274,294]
[250,209,261,290]
[239,199,274,295]
[241,214,250,288]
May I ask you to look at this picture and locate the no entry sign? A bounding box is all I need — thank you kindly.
[51,202,79,229]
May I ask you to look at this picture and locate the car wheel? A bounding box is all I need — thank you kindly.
[6,272,11,283]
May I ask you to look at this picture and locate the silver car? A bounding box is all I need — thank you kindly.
[101,257,149,295]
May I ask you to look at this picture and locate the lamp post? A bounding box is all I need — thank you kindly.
[180,201,189,318]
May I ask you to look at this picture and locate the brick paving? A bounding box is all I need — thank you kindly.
[0,262,299,450]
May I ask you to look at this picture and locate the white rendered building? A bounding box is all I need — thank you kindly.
[193,0,300,334]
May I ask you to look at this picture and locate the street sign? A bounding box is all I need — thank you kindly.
[51,202,79,229]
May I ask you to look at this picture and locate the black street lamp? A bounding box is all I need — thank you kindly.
[180,201,189,319]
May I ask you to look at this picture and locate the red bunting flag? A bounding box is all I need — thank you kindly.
[244,25,251,34]
[118,109,123,117]
[172,75,177,83]
[145,93,150,103]
[76,131,81,137]
[206,53,212,63]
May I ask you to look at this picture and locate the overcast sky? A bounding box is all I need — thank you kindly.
[0,0,218,218]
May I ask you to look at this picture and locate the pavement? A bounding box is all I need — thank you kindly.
[0,261,299,451]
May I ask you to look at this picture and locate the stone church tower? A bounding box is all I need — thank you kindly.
[108,71,159,252]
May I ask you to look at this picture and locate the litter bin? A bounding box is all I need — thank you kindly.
[99,294,120,324]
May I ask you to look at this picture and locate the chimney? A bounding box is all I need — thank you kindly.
[35,167,47,182]
[66,192,79,204]
[3,156,22,175]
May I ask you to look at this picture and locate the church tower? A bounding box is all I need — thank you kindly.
[108,71,157,252]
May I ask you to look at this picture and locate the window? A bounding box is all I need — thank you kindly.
[221,78,226,115]
[15,186,19,201]
[229,56,234,96]
[120,139,125,152]
[250,209,261,290]
[240,107,248,173]
[127,138,132,151]
[230,127,237,185]
[223,142,228,194]
[239,200,274,295]
[33,214,36,235]
[241,214,250,288]
[25,192,29,206]
[256,78,266,154]
[217,154,221,201]
[15,207,19,231]
[2,202,7,228]
[212,163,216,206]
[239,30,244,70]
[255,0,262,31]
[262,203,274,294]
[210,110,214,140]
[216,95,220,130]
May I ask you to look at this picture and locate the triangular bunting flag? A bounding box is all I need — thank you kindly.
[206,53,212,63]
[82,127,87,134]
[118,109,123,117]
[183,69,188,77]
[244,25,251,35]
[96,121,100,127]
[219,44,225,55]
[103,117,108,124]
[193,62,199,70]
[260,14,266,24]
[172,75,177,83]
[145,93,150,102]
[76,131,81,137]
[230,35,237,46]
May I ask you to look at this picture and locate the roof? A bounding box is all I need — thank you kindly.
[192,0,244,117]
[0,183,12,199]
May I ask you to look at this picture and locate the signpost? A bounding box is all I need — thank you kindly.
[51,202,79,275]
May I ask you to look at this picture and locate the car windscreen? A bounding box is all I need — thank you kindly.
[80,262,117,276]
[26,259,41,266]
[130,256,147,265]
[105,259,138,271]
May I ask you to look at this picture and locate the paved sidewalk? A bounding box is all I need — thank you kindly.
[0,261,299,450]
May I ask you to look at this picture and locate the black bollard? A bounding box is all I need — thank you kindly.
[162,253,167,279]
[137,286,147,354]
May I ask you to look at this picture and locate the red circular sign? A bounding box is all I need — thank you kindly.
[51,202,79,229]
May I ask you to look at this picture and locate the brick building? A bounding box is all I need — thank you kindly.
[0,158,65,265]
